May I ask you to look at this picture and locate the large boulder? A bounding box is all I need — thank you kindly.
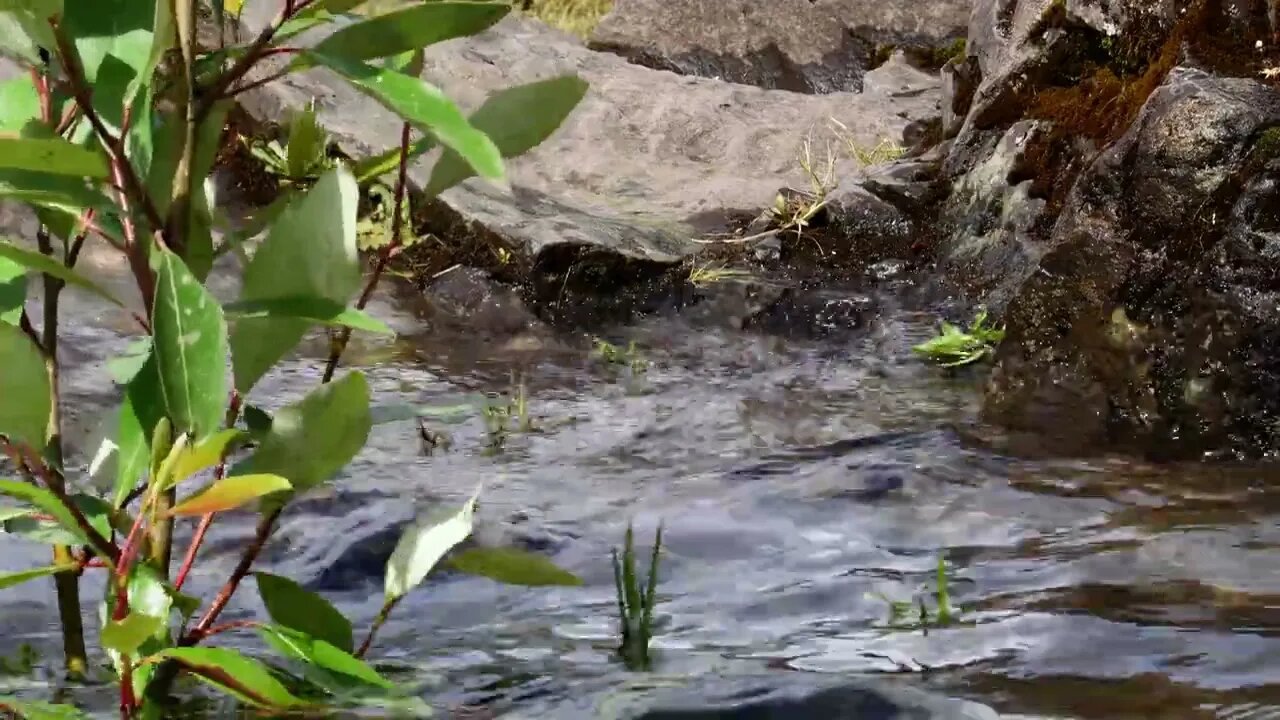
[983,66,1280,457]
[232,7,941,280]
[589,0,971,94]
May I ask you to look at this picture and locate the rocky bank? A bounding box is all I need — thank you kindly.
[227,0,1280,460]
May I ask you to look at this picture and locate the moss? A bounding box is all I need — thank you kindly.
[1255,126,1280,161]
[519,0,613,37]
[934,38,967,67]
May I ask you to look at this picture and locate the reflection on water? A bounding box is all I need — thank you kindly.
[4,246,1280,719]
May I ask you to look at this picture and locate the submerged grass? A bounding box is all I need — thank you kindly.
[520,0,613,37]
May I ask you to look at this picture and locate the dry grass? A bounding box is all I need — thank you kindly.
[520,0,613,37]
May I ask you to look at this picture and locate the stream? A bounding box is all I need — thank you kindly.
[4,231,1280,720]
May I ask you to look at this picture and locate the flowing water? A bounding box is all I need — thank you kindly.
[4,233,1280,720]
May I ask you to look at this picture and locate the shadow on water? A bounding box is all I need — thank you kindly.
[6,238,1280,719]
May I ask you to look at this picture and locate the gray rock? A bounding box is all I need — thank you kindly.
[234,8,941,275]
[984,67,1280,457]
[589,0,971,94]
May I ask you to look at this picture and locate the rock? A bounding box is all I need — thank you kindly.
[983,67,1280,457]
[933,119,1057,311]
[530,674,1000,719]
[956,0,1180,143]
[589,0,971,94]
[233,10,942,285]
[416,266,543,337]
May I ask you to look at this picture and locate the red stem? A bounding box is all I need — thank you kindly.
[202,619,260,638]
[172,513,213,591]
[182,507,282,645]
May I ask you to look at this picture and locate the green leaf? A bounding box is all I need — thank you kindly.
[254,572,353,653]
[166,428,246,488]
[0,170,110,219]
[152,250,229,441]
[426,75,587,196]
[0,137,109,178]
[61,0,158,130]
[275,0,368,40]
[0,481,111,557]
[106,338,152,385]
[110,353,164,508]
[0,322,49,448]
[381,47,424,76]
[0,75,40,132]
[384,485,480,602]
[101,612,165,655]
[232,372,371,498]
[308,2,508,63]
[224,297,392,335]
[229,167,361,393]
[305,51,503,183]
[167,474,292,516]
[0,255,25,324]
[0,238,127,307]
[352,135,435,185]
[258,625,391,689]
[0,563,76,590]
[0,696,88,720]
[447,546,583,587]
[2,493,112,546]
[143,647,308,710]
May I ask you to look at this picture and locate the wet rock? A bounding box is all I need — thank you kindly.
[934,119,1058,311]
[596,674,999,720]
[234,12,942,283]
[417,266,543,337]
[957,0,1180,143]
[983,67,1280,457]
[940,56,980,139]
[588,0,970,94]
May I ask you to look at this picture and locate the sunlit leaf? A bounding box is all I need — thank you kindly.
[384,485,480,602]
[106,338,152,385]
[276,0,368,40]
[0,137,109,178]
[167,474,292,516]
[101,612,165,655]
[307,2,508,63]
[0,322,49,448]
[447,546,583,587]
[255,572,353,652]
[229,167,360,393]
[166,428,246,488]
[306,51,503,184]
[232,372,371,499]
[224,297,392,335]
[425,75,587,196]
[152,250,229,441]
[0,238,127,307]
[258,625,391,689]
[143,647,307,710]
[0,75,40,132]
[61,0,157,130]
[0,563,76,591]
[352,135,435,185]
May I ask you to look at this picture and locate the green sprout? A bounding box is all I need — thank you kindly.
[912,309,1006,367]
[869,554,960,630]
[612,522,663,671]
[594,339,648,375]
[243,100,335,188]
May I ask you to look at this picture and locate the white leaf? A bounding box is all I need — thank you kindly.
[384,485,481,602]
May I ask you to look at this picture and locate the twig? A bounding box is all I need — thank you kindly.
[224,67,293,99]
[322,122,413,383]
[195,0,304,124]
[50,22,165,236]
[355,598,398,659]
[182,507,283,645]
[202,619,261,638]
